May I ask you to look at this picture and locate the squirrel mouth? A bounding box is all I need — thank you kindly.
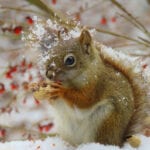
[46,68,64,83]
[46,71,62,83]
[46,70,55,79]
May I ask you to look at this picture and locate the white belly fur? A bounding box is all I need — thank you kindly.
[51,98,113,146]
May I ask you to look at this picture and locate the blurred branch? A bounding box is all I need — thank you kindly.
[90,27,150,47]
[26,0,150,47]
[0,33,21,40]
[129,53,150,57]
[138,37,150,44]
[0,47,25,53]
[0,6,46,16]
[111,0,150,38]
[118,13,143,32]
[76,1,102,14]
[26,0,77,29]
[0,20,3,25]
[1,0,150,48]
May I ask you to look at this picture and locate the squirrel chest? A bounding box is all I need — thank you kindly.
[52,97,114,146]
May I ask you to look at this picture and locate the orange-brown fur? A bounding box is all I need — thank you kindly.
[50,81,104,108]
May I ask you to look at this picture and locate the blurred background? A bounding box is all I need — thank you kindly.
[0,0,150,142]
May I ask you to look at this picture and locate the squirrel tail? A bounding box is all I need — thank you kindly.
[98,44,150,137]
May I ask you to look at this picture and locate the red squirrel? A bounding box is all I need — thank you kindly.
[30,29,149,147]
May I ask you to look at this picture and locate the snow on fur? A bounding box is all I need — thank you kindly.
[99,44,150,135]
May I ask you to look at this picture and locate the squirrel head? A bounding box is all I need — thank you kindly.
[45,29,98,86]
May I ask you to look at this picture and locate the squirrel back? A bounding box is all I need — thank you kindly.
[98,44,150,137]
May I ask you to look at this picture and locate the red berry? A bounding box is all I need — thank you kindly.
[111,17,117,23]
[35,99,40,105]
[75,12,81,21]
[13,26,22,35]
[0,129,6,137]
[0,83,5,94]
[45,123,53,132]
[10,82,19,90]
[5,66,17,79]
[142,64,148,69]
[38,123,53,132]
[52,0,57,4]
[28,62,33,69]
[10,65,17,73]
[21,59,26,67]
[5,71,12,79]
[100,17,107,25]
[38,125,43,132]
[26,16,34,25]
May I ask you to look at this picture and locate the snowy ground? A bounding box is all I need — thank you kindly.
[0,135,150,150]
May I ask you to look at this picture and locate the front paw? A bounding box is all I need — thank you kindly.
[29,81,51,100]
[29,81,48,92]
[30,82,40,92]
[49,82,65,100]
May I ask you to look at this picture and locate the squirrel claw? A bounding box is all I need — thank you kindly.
[30,83,40,92]
[50,82,63,89]
[30,81,48,92]
[49,95,59,100]
[49,82,65,99]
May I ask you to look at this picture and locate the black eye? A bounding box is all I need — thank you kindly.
[64,54,76,67]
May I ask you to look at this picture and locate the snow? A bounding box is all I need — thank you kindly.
[23,16,95,52]
[0,135,150,150]
[0,137,73,150]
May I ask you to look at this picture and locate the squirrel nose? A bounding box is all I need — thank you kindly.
[46,70,55,80]
[48,62,57,71]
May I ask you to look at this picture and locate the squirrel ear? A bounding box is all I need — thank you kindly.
[79,29,92,54]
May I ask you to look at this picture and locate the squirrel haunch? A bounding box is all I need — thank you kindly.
[31,29,149,147]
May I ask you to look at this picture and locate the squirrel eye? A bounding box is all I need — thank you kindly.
[64,54,76,67]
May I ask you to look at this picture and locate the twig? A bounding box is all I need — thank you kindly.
[111,0,150,38]
[26,0,150,47]
[76,1,103,14]
[0,6,46,17]
[110,43,143,48]
[89,27,150,47]
[129,53,150,57]
[2,0,150,48]
[0,33,21,40]
[26,0,77,30]
[0,47,25,53]
[138,37,150,44]
[118,13,143,33]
